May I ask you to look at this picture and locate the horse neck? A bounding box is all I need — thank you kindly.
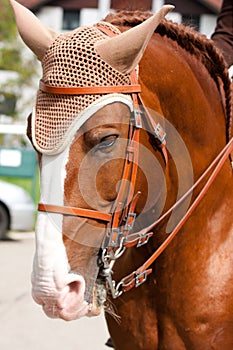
[135,35,231,239]
[140,36,228,176]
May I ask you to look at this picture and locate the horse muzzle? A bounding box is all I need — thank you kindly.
[31,213,99,320]
[31,270,90,320]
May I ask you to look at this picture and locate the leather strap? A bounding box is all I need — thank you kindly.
[123,232,154,248]
[37,21,233,297]
[38,203,112,222]
[138,94,168,165]
[102,70,142,249]
[39,80,141,95]
[121,269,153,292]
[116,136,233,293]
[96,23,119,38]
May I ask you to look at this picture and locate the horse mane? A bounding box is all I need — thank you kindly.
[104,10,232,144]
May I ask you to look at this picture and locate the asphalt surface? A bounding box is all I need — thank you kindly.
[0,232,110,350]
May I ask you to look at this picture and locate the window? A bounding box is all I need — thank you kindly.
[0,92,16,116]
[63,10,80,30]
[111,0,152,11]
[182,14,200,31]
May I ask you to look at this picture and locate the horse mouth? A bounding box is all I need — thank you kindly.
[36,278,107,320]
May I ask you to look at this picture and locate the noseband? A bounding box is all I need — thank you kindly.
[37,26,233,299]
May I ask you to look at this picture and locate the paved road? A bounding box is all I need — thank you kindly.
[0,232,110,350]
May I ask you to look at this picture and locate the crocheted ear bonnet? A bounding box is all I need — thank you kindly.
[10,0,174,155]
[33,22,132,155]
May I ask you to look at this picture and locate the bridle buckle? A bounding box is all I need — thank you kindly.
[124,212,136,232]
[154,123,166,144]
[131,109,143,129]
[108,227,124,248]
[135,271,148,287]
[137,232,151,247]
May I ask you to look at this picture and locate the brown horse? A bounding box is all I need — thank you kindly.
[10,1,233,349]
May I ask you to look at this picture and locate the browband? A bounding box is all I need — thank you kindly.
[39,80,141,95]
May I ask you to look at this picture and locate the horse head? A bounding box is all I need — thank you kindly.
[10,0,173,320]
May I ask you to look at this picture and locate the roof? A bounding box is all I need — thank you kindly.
[198,0,221,12]
[18,0,222,12]
[18,0,51,10]
[18,0,98,10]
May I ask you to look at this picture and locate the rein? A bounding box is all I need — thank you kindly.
[37,25,233,299]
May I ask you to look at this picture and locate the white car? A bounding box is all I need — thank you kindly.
[0,180,35,239]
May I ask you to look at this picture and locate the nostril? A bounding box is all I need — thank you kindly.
[66,280,83,299]
[69,280,81,292]
[57,274,86,310]
[31,273,88,320]
[56,277,88,320]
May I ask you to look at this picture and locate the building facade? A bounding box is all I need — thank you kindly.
[19,0,222,37]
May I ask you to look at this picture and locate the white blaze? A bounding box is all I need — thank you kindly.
[30,96,133,319]
[31,148,88,319]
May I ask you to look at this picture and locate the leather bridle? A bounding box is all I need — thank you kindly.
[37,26,233,299]
[38,73,233,298]
[37,66,169,297]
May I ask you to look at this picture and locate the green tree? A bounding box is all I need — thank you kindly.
[0,0,39,118]
[0,0,17,42]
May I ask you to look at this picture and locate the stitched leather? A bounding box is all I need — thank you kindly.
[39,80,141,95]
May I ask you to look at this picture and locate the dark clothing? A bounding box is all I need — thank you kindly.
[211,0,233,68]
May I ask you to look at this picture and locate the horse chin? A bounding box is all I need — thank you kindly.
[87,279,107,317]
[40,298,89,321]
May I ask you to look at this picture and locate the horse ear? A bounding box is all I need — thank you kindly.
[95,5,174,74]
[10,0,58,61]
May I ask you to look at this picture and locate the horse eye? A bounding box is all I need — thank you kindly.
[97,135,117,150]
